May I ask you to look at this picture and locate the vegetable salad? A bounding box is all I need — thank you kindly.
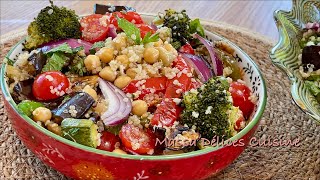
[6,3,256,155]
[298,22,320,103]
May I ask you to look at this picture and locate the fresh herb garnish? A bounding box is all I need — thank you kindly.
[89,41,106,54]
[117,17,141,44]
[42,53,67,72]
[70,55,86,76]
[190,18,205,37]
[45,43,73,54]
[142,32,160,44]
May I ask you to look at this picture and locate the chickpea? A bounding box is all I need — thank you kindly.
[112,148,127,154]
[126,68,137,79]
[96,47,114,63]
[114,75,132,89]
[156,47,173,66]
[46,120,62,136]
[132,100,148,116]
[154,39,163,47]
[114,36,127,50]
[84,55,101,74]
[164,43,178,56]
[99,66,117,82]
[144,47,159,64]
[116,55,130,69]
[83,85,98,101]
[32,107,52,122]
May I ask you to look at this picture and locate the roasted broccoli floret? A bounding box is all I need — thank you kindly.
[24,1,81,49]
[181,77,233,140]
[156,9,205,49]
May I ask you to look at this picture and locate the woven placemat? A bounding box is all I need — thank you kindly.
[1,21,319,180]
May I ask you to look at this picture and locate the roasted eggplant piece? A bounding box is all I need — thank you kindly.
[302,45,320,70]
[94,4,135,14]
[12,79,34,102]
[52,92,95,124]
[28,51,47,75]
[69,75,99,92]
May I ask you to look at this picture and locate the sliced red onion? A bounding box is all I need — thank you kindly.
[99,78,132,126]
[39,39,93,54]
[180,53,213,82]
[107,24,117,39]
[194,34,224,76]
[305,22,320,31]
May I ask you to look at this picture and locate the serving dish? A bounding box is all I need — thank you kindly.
[1,14,267,179]
[270,0,320,122]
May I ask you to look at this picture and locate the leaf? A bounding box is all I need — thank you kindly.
[45,43,73,54]
[42,52,67,72]
[189,18,205,37]
[70,55,86,76]
[142,32,159,44]
[89,41,106,54]
[117,17,141,44]
[305,81,320,97]
[72,46,84,53]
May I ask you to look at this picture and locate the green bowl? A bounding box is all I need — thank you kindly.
[270,0,320,122]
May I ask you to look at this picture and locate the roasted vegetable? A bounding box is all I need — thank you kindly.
[51,92,95,124]
[61,118,99,148]
[302,45,320,70]
[12,79,34,102]
[166,125,200,151]
[69,75,99,92]
[24,1,81,49]
[17,100,44,117]
[28,51,47,75]
[94,4,135,14]
[181,77,233,140]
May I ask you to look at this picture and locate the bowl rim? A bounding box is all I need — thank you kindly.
[269,1,320,122]
[0,14,267,160]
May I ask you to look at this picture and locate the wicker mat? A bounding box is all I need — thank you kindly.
[0,22,319,180]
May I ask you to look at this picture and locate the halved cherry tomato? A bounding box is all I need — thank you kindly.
[123,77,168,99]
[187,78,203,90]
[229,81,254,119]
[119,124,155,155]
[109,12,144,30]
[32,71,69,101]
[179,44,195,55]
[136,24,155,38]
[80,14,109,43]
[234,111,245,131]
[97,131,120,152]
[150,98,182,127]
[165,56,192,98]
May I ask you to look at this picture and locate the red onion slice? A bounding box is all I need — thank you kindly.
[180,53,213,82]
[193,34,223,76]
[39,38,93,54]
[98,78,132,126]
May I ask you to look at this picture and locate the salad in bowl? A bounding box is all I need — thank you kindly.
[1,2,266,179]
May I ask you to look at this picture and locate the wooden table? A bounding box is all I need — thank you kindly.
[1,1,291,41]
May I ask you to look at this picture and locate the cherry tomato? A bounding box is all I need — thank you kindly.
[119,124,155,155]
[97,131,120,152]
[179,44,195,55]
[123,77,168,99]
[165,56,192,98]
[150,98,182,127]
[136,24,155,38]
[110,12,144,30]
[229,81,254,119]
[187,78,203,90]
[80,14,109,43]
[234,111,245,131]
[32,71,69,101]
